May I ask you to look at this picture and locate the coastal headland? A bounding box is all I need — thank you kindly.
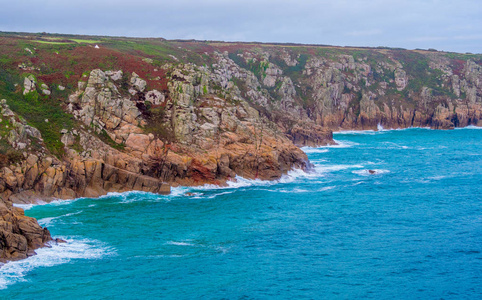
[1,32,482,261]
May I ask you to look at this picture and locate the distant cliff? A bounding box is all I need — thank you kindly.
[1,32,482,261]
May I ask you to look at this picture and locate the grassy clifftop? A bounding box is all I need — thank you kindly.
[1,31,482,159]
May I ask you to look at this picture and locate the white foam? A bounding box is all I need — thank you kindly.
[300,148,330,154]
[379,126,433,131]
[351,181,366,186]
[164,241,229,254]
[203,191,234,199]
[13,199,79,211]
[309,158,328,163]
[37,210,84,227]
[100,191,157,203]
[278,188,310,194]
[334,126,434,135]
[334,130,377,135]
[169,162,367,195]
[184,191,234,199]
[182,192,204,198]
[0,237,115,290]
[12,203,35,211]
[134,254,187,258]
[455,125,482,130]
[167,170,309,195]
[315,164,364,173]
[382,142,411,150]
[317,186,336,192]
[302,140,359,150]
[330,140,360,148]
[352,169,390,176]
[166,241,197,247]
[183,176,281,192]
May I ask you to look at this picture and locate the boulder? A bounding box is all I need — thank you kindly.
[145,90,165,105]
[23,75,36,95]
[130,72,147,92]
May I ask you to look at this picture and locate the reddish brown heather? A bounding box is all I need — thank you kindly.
[0,38,168,92]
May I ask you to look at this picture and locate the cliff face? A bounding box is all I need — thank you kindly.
[1,33,482,261]
[216,48,482,131]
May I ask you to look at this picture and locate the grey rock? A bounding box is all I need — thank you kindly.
[23,76,36,95]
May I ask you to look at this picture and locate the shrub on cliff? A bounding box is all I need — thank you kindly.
[6,149,23,164]
[0,153,7,168]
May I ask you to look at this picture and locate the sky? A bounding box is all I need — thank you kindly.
[1,0,482,53]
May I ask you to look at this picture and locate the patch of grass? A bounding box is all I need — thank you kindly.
[390,50,456,97]
[0,117,13,145]
[106,39,207,65]
[70,39,102,44]
[34,40,75,45]
[228,51,271,81]
[0,119,25,166]
[0,54,12,66]
[0,69,75,157]
[142,105,176,143]
[98,129,124,150]
[444,52,482,63]
[282,53,309,83]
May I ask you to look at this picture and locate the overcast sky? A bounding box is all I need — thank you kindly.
[2,0,482,53]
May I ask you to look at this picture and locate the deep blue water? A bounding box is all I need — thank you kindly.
[2,128,482,299]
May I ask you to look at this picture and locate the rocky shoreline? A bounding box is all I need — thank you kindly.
[2,34,482,262]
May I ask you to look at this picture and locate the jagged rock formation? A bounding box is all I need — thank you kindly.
[1,33,482,262]
[69,67,309,185]
[0,201,51,262]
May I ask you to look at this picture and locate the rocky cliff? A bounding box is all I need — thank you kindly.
[1,33,482,261]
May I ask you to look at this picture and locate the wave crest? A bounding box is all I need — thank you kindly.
[0,237,115,290]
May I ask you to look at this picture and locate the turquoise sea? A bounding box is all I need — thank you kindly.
[1,127,482,299]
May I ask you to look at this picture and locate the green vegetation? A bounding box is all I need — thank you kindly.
[314,47,340,59]
[34,40,74,45]
[391,50,456,98]
[1,31,482,162]
[0,117,14,158]
[0,104,33,167]
[228,51,271,80]
[70,39,102,44]
[98,129,124,150]
[143,106,176,143]
[105,39,210,66]
[287,54,309,74]
[18,39,78,53]
[348,89,363,116]
[373,69,395,84]
[0,68,75,157]
[444,52,482,62]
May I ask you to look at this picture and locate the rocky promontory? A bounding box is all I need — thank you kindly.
[1,32,482,261]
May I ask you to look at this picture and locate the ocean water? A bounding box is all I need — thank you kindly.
[2,128,482,299]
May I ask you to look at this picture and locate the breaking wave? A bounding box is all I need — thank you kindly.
[0,237,115,290]
[455,125,482,130]
[13,199,79,211]
[37,211,84,227]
